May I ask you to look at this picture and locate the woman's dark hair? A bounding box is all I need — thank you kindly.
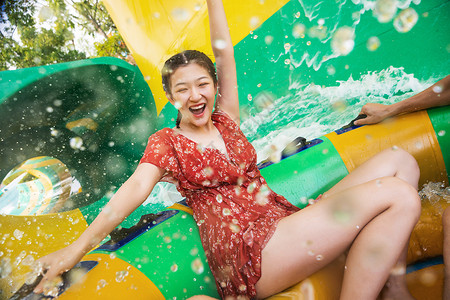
[162,50,217,94]
[161,50,218,128]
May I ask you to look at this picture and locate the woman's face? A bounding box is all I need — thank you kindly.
[167,63,217,129]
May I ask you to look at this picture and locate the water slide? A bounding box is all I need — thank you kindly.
[1,0,449,299]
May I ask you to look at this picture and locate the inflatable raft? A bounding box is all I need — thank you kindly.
[1,0,449,299]
[2,106,450,299]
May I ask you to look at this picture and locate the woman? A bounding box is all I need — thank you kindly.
[33,0,421,299]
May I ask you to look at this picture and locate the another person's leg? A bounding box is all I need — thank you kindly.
[443,207,450,300]
[255,176,420,299]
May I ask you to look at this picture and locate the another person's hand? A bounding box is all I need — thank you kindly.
[354,103,392,125]
[33,244,84,294]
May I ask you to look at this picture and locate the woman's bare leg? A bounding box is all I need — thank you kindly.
[255,177,420,299]
[255,148,420,299]
[325,147,419,300]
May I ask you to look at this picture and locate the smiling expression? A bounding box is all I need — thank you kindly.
[167,63,218,129]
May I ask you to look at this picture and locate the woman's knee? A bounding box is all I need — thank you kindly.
[391,147,420,174]
[380,176,421,218]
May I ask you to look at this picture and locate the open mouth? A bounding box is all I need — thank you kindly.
[189,104,206,116]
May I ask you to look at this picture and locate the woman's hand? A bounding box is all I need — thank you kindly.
[33,243,84,294]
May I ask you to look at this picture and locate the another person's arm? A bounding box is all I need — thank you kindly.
[33,163,164,293]
[355,75,450,125]
[208,0,240,124]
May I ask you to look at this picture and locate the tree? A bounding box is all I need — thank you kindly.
[0,0,131,71]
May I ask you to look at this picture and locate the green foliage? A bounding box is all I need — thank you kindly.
[94,31,129,60]
[0,0,130,71]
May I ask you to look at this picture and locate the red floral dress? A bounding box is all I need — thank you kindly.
[140,111,300,299]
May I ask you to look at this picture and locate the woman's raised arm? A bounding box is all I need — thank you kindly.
[33,163,164,294]
[207,0,240,124]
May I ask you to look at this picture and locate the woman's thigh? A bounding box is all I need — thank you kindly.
[255,176,415,298]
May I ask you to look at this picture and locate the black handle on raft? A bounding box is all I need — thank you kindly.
[340,114,367,130]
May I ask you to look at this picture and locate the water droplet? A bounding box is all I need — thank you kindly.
[110,65,118,71]
[432,85,443,93]
[115,270,128,282]
[249,16,260,29]
[68,268,87,286]
[393,8,418,33]
[171,263,178,272]
[376,179,382,187]
[438,130,446,136]
[247,94,253,101]
[13,229,24,240]
[229,223,241,233]
[239,284,247,292]
[295,12,301,18]
[284,59,291,65]
[264,35,274,45]
[316,254,323,261]
[373,0,397,23]
[164,236,172,243]
[174,101,182,109]
[327,65,336,76]
[190,248,199,256]
[194,3,202,11]
[43,276,63,297]
[38,6,54,21]
[191,258,204,274]
[53,99,62,107]
[204,166,214,176]
[299,197,308,205]
[247,182,257,193]
[331,99,348,112]
[116,76,124,83]
[331,27,355,56]
[222,208,231,216]
[292,23,306,38]
[21,255,34,266]
[70,137,83,150]
[50,128,60,137]
[216,194,223,203]
[46,106,54,113]
[392,145,399,151]
[390,265,406,275]
[284,43,291,52]
[308,250,315,256]
[367,36,381,51]
[419,269,438,286]
[213,39,227,50]
[171,7,191,21]
[91,277,106,290]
